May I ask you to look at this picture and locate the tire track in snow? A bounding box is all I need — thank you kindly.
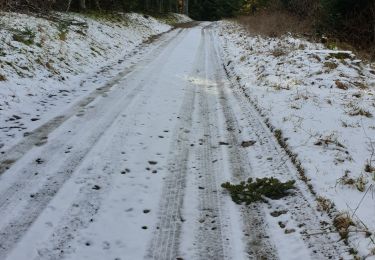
[191,27,228,259]
[222,72,345,259]
[0,29,188,260]
[0,28,185,175]
[206,29,279,259]
[32,29,193,260]
[145,29,209,260]
[211,28,346,258]
[215,82,280,259]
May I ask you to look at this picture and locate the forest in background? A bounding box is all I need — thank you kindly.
[240,0,375,59]
[0,0,374,59]
[0,0,188,14]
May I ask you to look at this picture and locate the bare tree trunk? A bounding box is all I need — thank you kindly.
[145,0,149,11]
[159,0,163,13]
[80,0,86,10]
[66,0,73,11]
[95,0,101,10]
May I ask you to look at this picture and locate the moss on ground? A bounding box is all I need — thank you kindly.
[12,27,36,45]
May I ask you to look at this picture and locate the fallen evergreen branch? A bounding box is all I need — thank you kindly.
[221,177,296,205]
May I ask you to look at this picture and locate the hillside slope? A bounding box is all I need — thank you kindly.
[0,12,190,151]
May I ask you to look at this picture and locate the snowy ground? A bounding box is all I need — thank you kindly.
[0,11,370,260]
[0,12,189,151]
[217,20,375,258]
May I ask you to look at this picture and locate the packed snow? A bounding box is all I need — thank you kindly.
[0,9,373,259]
[0,12,190,151]
[217,20,375,257]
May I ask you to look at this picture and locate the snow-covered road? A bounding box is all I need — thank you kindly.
[0,23,349,259]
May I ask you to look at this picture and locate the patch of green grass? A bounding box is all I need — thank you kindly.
[12,27,36,46]
[57,22,69,41]
[152,13,179,25]
[221,177,296,205]
[324,40,337,50]
[328,52,352,60]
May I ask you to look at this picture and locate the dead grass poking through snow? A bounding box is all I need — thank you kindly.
[347,106,373,118]
[333,212,355,240]
[336,171,368,192]
[316,196,334,213]
[335,80,349,90]
[324,61,338,70]
[271,48,287,57]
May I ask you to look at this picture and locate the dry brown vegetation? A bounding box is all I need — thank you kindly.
[237,0,375,61]
[333,212,355,240]
[236,10,313,37]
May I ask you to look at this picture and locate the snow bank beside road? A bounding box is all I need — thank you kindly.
[217,21,375,257]
[0,12,189,151]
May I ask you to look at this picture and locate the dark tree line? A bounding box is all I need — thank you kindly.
[0,0,374,46]
[0,0,188,14]
[0,0,246,20]
[189,0,245,20]
[243,0,375,55]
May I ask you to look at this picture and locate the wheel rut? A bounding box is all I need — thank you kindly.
[206,29,279,259]
[145,32,203,260]
[210,28,347,258]
[0,22,350,260]
[0,29,188,260]
[0,28,185,176]
[192,28,227,259]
